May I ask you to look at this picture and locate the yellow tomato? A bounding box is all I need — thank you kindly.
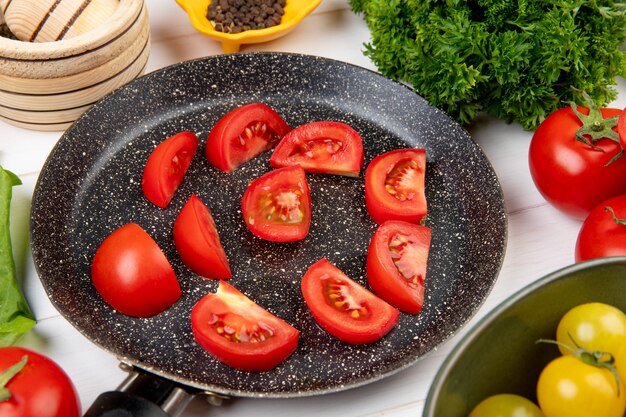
[468,393,544,417]
[557,302,626,353]
[556,302,626,379]
[537,355,625,417]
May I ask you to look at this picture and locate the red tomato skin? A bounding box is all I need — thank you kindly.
[142,131,198,208]
[301,258,400,344]
[0,347,80,417]
[366,220,431,314]
[575,195,626,261]
[91,223,181,317]
[241,165,312,242]
[174,194,232,279]
[269,121,364,177]
[191,281,299,372]
[205,103,291,172]
[619,108,626,150]
[365,148,427,224]
[529,106,626,220]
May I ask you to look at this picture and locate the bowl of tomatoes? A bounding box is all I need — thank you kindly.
[423,256,626,417]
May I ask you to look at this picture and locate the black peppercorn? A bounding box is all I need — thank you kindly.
[206,0,286,34]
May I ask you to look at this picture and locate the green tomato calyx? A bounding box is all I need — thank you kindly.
[0,355,27,402]
[605,206,626,226]
[570,90,623,166]
[538,336,622,396]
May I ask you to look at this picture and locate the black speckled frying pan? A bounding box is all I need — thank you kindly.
[30,53,507,416]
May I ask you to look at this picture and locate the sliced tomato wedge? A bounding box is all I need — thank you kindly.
[365,148,427,224]
[142,131,198,208]
[241,165,311,242]
[366,220,431,314]
[174,194,231,279]
[269,121,364,177]
[205,103,291,172]
[91,223,181,317]
[301,258,399,344]
[191,280,300,372]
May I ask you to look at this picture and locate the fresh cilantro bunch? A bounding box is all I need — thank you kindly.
[350,0,626,130]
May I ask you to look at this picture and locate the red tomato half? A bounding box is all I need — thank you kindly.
[174,194,231,279]
[0,347,80,417]
[269,121,364,177]
[365,148,427,224]
[91,223,181,317]
[529,105,626,220]
[366,220,431,314]
[205,103,291,172]
[301,258,399,344]
[191,281,299,372]
[142,131,198,208]
[241,165,311,242]
[575,195,626,261]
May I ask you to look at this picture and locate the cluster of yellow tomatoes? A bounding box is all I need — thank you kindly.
[469,302,626,417]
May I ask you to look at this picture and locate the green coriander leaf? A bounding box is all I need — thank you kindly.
[352,0,626,130]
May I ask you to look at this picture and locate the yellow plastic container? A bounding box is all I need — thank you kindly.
[176,0,321,53]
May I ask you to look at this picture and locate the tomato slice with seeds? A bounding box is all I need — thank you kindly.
[241,165,311,242]
[366,220,431,314]
[142,131,198,208]
[205,103,291,172]
[191,280,299,372]
[365,148,427,224]
[174,194,231,279]
[269,121,364,177]
[301,258,399,344]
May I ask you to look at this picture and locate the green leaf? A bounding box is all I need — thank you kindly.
[0,166,35,346]
[351,0,626,130]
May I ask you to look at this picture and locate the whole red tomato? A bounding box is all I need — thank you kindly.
[529,100,626,220]
[0,347,81,417]
[575,194,626,261]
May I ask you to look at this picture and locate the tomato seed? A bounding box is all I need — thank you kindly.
[207,314,274,343]
[389,232,425,285]
[385,158,422,201]
[323,278,369,319]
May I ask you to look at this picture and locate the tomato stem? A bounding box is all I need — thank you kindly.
[605,206,626,226]
[0,355,27,402]
[569,90,623,166]
[537,336,622,396]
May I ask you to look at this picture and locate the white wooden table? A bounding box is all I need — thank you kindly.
[3,1,625,416]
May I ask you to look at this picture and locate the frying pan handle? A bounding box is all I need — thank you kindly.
[83,366,196,417]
